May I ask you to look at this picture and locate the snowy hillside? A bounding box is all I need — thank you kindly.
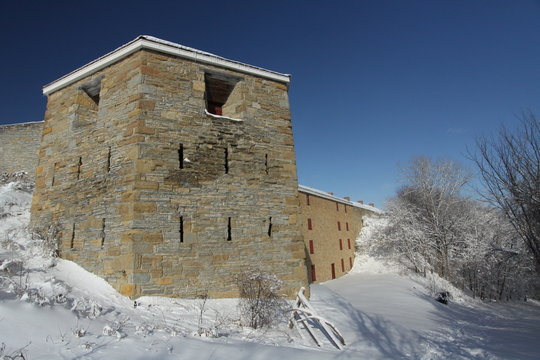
[1,176,540,359]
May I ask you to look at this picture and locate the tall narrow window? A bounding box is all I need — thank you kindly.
[337,221,341,231]
[311,265,317,282]
[331,263,336,279]
[341,258,345,272]
[77,156,82,180]
[70,224,75,249]
[306,194,310,206]
[349,257,353,268]
[307,218,312,230]
[336,202,339,211]
[344,204,347,213]
[309,240,314,254]
[178,144,184,169]
[264,154,269,175]
[224,146,229,174]
[101,218,106,248]
[267,217,272,237]
[106,147,111,173]
[348,238,351,249]
[227,217,232,241]
[339,239,343,250]
[346,222,349,231]
[179,216,184,243]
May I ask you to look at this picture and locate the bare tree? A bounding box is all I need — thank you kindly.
[398,157,472,279]
[367,156,537,300]
[471,112,540,272]
[372,157,473,279]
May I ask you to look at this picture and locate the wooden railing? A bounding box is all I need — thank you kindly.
[288,287,345,350]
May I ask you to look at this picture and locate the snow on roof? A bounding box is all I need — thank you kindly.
[43,35,291,95]
[298,185,383,214]
[0,121,44,128]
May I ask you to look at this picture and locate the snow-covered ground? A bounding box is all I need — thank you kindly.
[1,178,539,359]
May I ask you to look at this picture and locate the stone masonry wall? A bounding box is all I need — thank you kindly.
[122,50,307,298]
[31,49,308,298]
[31,51,147,291]
[0,122,43,176]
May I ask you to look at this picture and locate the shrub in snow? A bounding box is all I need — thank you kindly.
[236,270,287,329]
[80,342,94,350]
[0,172,34,192]
[29,223,60,267]
[102,325,115,336]
[192,291,219,337]
[0,259,23,274]
[135,323,156,337]
[435,291,451,305]
[73,328,87,338]
[103,324,125,339]
[192,327,218,338]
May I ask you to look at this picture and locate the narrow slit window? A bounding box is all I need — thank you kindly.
[341,258,345,272]
[77,156,82,180]
[52,162,59,186]
[309,240,314,254]
[267,217,272,237]
[336,202,339,211]
[331,263,336,279]
[306,194,310,206]
[264,154,269,175]
[70,224,76,249]
[227,217,232,241]
[179,144,184,169]
[311,265,317,282]
[204,72,241,116]
[307,218,312,230]
[106,147,111,173]
[338,221,341,231]
[179,216,184,243]
[101,218,106,248]
[346,222,349,231]
[344,205,347,213]
[349,257,353,268]
[348,238,351,249]
[339,239,343,250]
[224,146,229,174]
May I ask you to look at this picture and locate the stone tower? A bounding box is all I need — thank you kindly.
[31,36,308,298]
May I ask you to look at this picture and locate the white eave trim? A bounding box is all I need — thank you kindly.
[43,36,291,95]
[298,185,383,214]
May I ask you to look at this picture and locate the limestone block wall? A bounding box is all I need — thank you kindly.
[31,51,150,290]
[121,50,306,298]
[0,122,43,176]
[298,187,380,283]
[31,47,308,299]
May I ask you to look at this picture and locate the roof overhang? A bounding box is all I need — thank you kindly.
[43,35,291,96]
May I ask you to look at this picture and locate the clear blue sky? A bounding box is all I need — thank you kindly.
[1,1,539,208]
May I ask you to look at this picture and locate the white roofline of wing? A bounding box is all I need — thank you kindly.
[298,185,383,214]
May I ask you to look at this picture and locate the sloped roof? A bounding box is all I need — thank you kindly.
[43,35,291,95]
